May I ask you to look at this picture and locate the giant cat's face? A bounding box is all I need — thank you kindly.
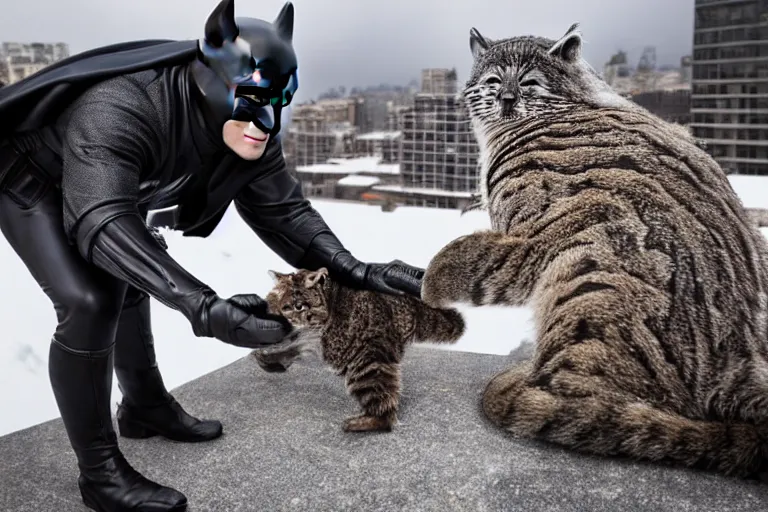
[461,24,618,134]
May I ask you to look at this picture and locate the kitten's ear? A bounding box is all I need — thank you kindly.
[304,267,328,288]
[273,2,294,42]
[268,270,287,284]
[548,22,582,62]
[470,27,490,60]
[204,0,239,48]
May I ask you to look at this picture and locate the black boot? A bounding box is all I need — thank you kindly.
[114,289,223,443]
[49,340,188,512]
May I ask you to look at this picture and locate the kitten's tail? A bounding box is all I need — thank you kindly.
[411,303,465,344]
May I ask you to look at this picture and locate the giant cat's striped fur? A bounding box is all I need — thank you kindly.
[421,24,768,478]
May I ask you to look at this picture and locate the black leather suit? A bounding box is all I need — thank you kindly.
[0,58,423,511]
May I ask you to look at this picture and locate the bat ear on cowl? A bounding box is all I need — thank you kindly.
[205,0,240,48]
[273,2,294,42]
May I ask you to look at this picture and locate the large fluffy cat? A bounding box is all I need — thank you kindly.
[251,268,465,432]
[420,23,768,479]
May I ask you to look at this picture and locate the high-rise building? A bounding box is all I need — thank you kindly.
[355,131,401,163]
[282,98,361,172]
[377,70,478,210]
[420,68,458,95]
[357,91,415,133]
[690,0,768,175]
[632,88,692,125]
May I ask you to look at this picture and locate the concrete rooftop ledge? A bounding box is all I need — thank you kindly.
[2,344,768,512]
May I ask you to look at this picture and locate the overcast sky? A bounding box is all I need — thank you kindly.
[1,0,695,102]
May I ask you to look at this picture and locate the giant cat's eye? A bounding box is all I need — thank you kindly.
[484,76,501,85]
[520,77,543,88]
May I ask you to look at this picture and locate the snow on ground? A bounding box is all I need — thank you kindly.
[0,200,533,437]
[3,175,768,437]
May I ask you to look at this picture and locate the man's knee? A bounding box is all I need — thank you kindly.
[53,281,127,350]
[66,286,124,318]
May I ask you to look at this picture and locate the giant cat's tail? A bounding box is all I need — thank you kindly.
[484,361,768,478]
[411,302,465,344]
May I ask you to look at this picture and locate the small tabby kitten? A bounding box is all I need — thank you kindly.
[421,23,768,479]
[251,267,465,432]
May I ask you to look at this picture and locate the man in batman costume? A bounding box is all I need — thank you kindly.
[0,1,424,510]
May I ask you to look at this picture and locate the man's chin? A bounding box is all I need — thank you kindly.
[239,147,267,160]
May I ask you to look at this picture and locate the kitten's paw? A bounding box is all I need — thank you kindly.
[342,414,394,433]
[249,350,293,373]
[258,360,290,373]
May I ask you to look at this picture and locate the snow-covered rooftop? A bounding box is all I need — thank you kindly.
[356,130,402,141]
[337,175,381,187]
[373,184,474,198]
[295,156,400,176]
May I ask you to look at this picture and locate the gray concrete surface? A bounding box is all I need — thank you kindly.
[2,343,768,512]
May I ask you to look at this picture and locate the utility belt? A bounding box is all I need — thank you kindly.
[0,136,59,209]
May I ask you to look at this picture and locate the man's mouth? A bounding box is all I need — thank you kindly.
[244,133,268,143]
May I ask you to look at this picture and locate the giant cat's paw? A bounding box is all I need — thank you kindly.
[422,231,501,308]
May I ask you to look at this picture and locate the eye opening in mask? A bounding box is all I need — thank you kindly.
[234,70,298,108]
[235,89,272,108]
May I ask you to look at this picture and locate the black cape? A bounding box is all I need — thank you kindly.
[0,39,198,139]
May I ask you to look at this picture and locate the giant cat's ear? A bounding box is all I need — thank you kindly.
[205,0,239,48]
[548,23,582,62]
[470,27,491,60]
[273,2,294,42]
[304,267,328,288]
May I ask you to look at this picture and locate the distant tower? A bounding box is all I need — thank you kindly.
[680,55,692,84]
[603,50,630,86]
[637,46,657,73]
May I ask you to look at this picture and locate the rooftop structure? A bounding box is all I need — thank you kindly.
[2,345,765,511]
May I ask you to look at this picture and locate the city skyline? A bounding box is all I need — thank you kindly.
[0,0,696,102]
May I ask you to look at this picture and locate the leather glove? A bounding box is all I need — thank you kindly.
[187,291,293,349]
[335,256,425,299]
[298,233,425,298]
[359,260,425,298]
